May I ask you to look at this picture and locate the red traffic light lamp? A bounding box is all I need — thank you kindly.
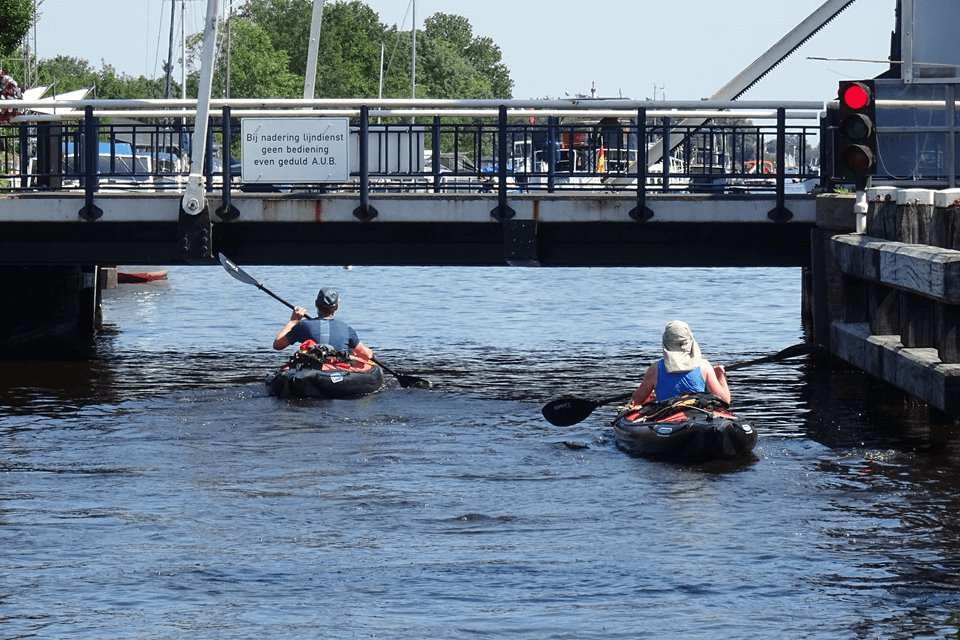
[834,80,877,185]
[840,82,871,110]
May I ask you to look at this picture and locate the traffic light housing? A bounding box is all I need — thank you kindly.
[834,80,877,186]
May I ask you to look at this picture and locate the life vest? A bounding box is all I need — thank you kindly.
[655,359,705,401]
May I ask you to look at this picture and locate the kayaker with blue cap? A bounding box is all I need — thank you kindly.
[629,320,730,405]
[272,287,374,359]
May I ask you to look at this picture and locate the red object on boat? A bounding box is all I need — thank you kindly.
[117,270,168,284]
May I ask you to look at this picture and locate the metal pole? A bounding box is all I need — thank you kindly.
[767,107,793,223]
[180,0,186,100]
[628,108,653,223]
[660,117,670,193]
[215,105,239,220]
[377,42,384,124]
[225,0,231,99]
[776,106,786,207]
[303,0,325,99]
[78,106,102,221]
[411,0,416,99]
[165,0,176,99]
[378,43,385,99]
[547,116,557,193]
[947,84,956,189]
[431,115,441,193]
[353,105,378,221]
[181,0,221,216]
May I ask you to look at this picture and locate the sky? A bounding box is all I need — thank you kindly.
[27,0,897,103]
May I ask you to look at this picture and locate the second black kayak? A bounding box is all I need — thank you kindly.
[266,344,384,399]
[612,393,757,462]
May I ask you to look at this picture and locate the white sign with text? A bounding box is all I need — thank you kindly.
[241,117,350,183]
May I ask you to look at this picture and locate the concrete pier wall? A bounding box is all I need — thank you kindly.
[821,188,960,417]
[0,265,101,353]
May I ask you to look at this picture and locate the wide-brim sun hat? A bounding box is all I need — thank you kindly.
[662,320,702,373]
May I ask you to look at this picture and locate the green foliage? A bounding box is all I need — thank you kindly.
[237,0,512,100]
[420,13,512,98]
[35,55,96,93]
[240,0,314,76]
[312,1,391,98]
[30,0,515,101]
[0,0,32,56]
[213,18,302,98]
[34,56,169,98]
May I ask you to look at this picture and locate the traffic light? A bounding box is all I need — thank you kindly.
[835,80,877,185]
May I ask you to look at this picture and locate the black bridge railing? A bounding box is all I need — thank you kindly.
[0,101,823,203]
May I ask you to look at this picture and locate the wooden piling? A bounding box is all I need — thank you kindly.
[826,187,960,417]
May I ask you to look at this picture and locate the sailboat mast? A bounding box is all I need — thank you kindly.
[225,0,231,98]
[411,0,416,99]
[165,0,176,98]
[180,0,186,99]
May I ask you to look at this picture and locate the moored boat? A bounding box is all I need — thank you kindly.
[265,342,384,399]
[612,393,757,462]
[118,270,168,284]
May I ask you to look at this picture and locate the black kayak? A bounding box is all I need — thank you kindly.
[265,344,384,399]
[612,393,757,462]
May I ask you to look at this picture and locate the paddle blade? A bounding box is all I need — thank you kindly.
[371,357,431,390]
[218,252,261,287]
[397,374,432,389]
[541,396,601,427]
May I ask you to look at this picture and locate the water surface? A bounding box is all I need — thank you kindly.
[2,265,960,639]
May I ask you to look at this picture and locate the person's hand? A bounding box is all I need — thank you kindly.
[289,306,307,321]
[715,364,726,380]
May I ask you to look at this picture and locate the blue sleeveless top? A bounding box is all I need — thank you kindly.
[287,317,359,351]
[655,359,705,401]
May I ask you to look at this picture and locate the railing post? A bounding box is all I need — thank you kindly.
[490,105,515,220]
[18,124,28,189]
[431,115,441,193]
[204,123,215,192]
[947,84,957,189]
[216,105,239,220]
[660,116,670,193]
[547,116,558,193]
[353,105,378,221]
[767,106,793,222]
[629,107,653,222]
[78,105,102,221]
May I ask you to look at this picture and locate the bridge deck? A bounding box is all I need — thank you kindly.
[0,192,815,267]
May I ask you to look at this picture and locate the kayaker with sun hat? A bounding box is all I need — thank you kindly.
[630,320,730,406]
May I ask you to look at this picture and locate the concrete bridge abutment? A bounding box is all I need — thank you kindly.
[0,265,102,354]
[812,189,960,417]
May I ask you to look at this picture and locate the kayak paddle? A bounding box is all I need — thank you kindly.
[218,253,431,389]
[540,342,823,426]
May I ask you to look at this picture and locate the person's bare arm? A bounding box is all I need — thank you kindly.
[631,364,657,405]
[702,360,731,404]
[273,306,307,350]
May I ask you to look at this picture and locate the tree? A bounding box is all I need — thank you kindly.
[214,18,301,98]
[312,1,390,98]
[240,0,314,77]
[0,0,32,56]
[239,1,513,100]
[419,13,512,98]
[94,65,169,100]
[34,56,97,93]
[29,1,517,102]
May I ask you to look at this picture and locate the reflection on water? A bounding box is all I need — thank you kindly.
[2,266,960,638]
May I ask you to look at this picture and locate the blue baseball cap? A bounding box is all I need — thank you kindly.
[316,288,339,308]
